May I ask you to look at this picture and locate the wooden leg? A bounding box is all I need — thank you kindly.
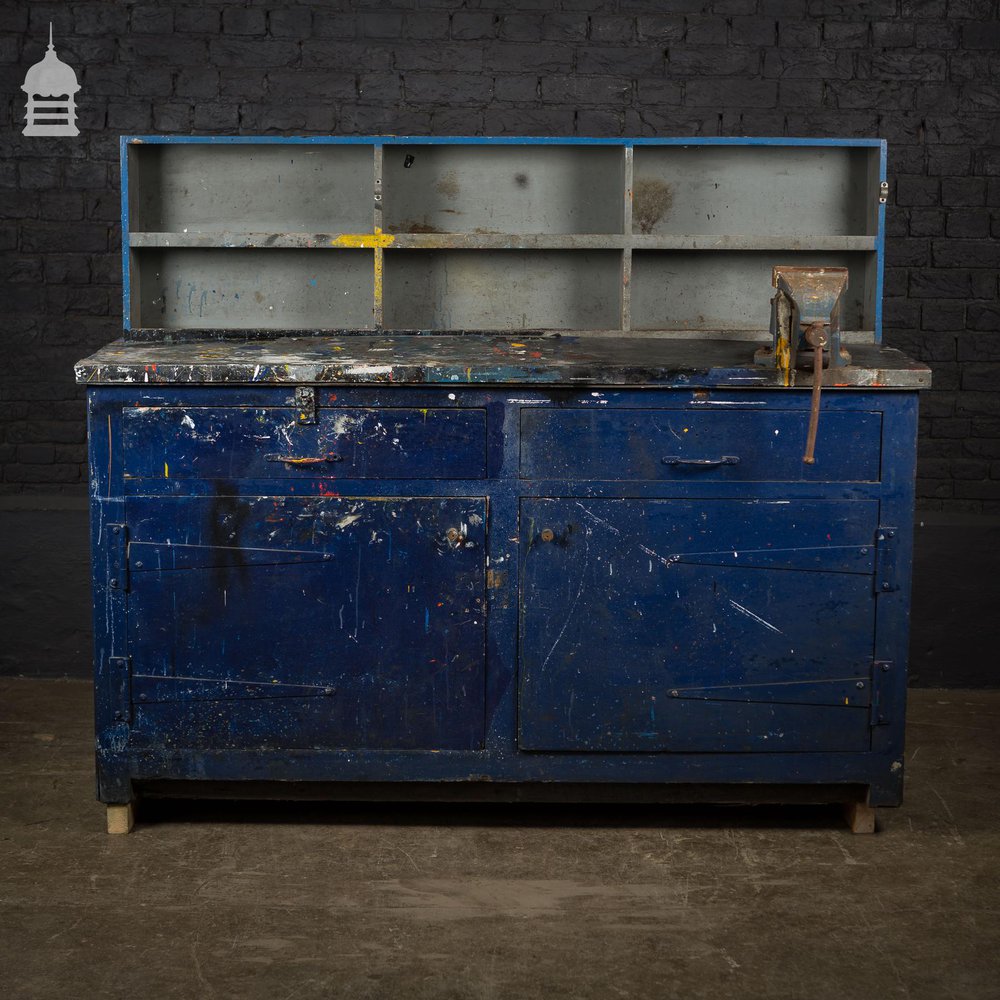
[844,800,876,834]
[106,802,135,835]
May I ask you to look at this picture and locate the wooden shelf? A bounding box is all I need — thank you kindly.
[129,232,877,253]
[123,138,885,337]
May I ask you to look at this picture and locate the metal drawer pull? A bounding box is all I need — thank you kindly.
[265,453,343,466]
[662,455,740,468]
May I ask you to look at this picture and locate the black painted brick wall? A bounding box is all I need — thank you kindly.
[2,0,999,509]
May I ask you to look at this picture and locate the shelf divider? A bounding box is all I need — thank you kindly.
[621,145,633,333]
[374,145,384,332]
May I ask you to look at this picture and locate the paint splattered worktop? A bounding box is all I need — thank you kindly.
[75,334,930,388]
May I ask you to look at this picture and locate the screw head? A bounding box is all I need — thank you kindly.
[109,578,118,589]
[540,528,555,543]
[882,582,891,591]
[138,694,147,702]
[114,710,122,720]
[669,689,679,698]
[856,681,865,689]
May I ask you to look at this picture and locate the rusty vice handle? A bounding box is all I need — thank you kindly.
[802,322,828,466]
[265,453,343,466]
[662,456,740,468]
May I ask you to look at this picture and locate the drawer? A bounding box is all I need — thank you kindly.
[123,406,487,481]
[520,407,881,482]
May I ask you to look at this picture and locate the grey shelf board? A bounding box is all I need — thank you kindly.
[129,232,877,252]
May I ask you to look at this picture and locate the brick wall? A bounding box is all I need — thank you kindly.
[2,0,998,508]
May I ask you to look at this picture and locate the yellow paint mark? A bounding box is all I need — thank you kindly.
[466,367,472,382]
[510,342,526,348]
[330,232,396,248]
[164,461,169,478]
[374,248,384,311]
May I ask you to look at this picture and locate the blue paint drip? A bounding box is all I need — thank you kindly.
[424,607,430,634]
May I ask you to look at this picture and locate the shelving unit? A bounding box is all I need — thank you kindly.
[122,136,886,339]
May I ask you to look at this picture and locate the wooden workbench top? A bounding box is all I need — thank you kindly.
[74,334,931,389]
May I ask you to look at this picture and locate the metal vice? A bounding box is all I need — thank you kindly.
[754,266,851,464]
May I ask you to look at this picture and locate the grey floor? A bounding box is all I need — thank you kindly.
[2,679,998,1000]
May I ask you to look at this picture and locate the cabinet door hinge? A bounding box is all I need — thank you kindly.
[870,660,894,727]
[109,523,129,593]
[108,655,132,724]
[874,525,898,595]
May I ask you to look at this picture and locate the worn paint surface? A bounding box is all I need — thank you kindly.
[75,335,930,389]
[518,498,877,752]
[122,406,487,480]
[85,383,919,809]
[126,495,486,751]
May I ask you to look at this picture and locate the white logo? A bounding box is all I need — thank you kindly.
[21,23,80,137]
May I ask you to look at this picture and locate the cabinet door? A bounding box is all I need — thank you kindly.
[125,495,486,750]
[519,498,878,753]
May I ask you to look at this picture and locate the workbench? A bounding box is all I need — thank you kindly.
[77,136,928,833]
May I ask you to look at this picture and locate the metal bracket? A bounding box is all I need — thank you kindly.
[870,660,893,727]
[879,181,889,204]
[874,526,898,594]
[108,523,128,593]
[295,386,317,425]
[108,655,132,724]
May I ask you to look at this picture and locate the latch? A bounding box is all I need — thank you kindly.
[295,385,317,425]
[109,523,128,593]
[108,655,132,724]
[874,526,898,594]
[870,660,893,727]
[879,181,889,204]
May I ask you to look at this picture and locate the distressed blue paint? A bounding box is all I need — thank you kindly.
[84,382,920,808]
[518,497,878,752]
[126,494,486,751]
[122,405,487,481]
[519,407,882,482]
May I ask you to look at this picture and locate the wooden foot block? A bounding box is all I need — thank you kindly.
[106,802,135,835]
[844,801,876,834]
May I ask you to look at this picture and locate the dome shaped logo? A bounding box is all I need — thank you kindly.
[21,23,80,137]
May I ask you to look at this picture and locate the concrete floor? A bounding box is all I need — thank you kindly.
[1,680,998,1000]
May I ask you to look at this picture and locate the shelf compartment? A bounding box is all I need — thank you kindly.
[133,248,374,330]
[382,144,625,236]
[383,250,622,331]
[127,143,373,233]
[630,250,874,333]
[632,145,878,238]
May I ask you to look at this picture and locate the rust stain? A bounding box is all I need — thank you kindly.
[486,568,508,590]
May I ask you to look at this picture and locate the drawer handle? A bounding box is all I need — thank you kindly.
[265,453,343,466]
[662,455,740,469]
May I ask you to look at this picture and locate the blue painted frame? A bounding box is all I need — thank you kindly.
[119,135,887,339]
[88,382,916,809]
